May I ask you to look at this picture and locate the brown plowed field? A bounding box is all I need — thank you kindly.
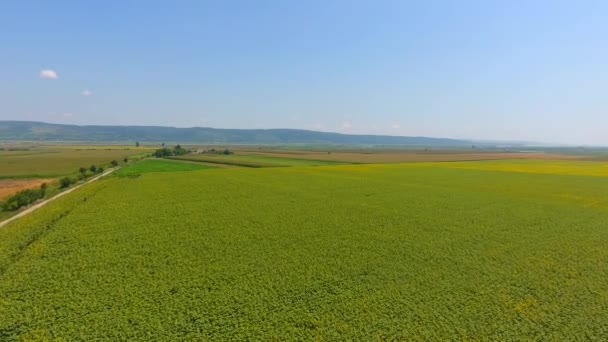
[0,179,53,200]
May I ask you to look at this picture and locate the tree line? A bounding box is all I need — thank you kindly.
[153,145,188,157]
[2,158,130,212]
[2,183,47,211]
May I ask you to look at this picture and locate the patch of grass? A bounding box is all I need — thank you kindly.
[115,159,215,176]
[1,162,608,339]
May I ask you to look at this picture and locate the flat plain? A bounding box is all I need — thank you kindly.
[0,159,607,339]
[235,148,585,163]
[0,147,151,179]
[170,153,346,167]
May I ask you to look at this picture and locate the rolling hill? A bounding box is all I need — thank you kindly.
[0,121,471,145]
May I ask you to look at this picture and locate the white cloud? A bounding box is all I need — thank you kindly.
[40,69,58,79]
[391,123,401,129]
[81,89,92,96]
[62,112,74,118]
[341,121,352,129]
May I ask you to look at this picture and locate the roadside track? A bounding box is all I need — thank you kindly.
[0,167,117,228]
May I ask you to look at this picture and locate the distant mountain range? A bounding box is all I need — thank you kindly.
[0,121,473,146]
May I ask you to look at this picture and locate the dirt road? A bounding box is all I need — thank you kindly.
[0,168,117,228]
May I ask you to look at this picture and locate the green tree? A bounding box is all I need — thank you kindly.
[111,160,119,167]
[136,141,140,147]
[154,148,173,157]
[59,177,73,188]
[89,165,97,173]
[173,144,188,155]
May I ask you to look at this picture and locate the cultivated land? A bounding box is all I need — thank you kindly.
[234,148,585,164]
[0,147,151,179]
[170,148,584,168]
[0,145,153,221]
[0,159,607,339]
[416,159,608,177]
[170,153,345,167]
[0,179,53,201]
[115,159,215,176]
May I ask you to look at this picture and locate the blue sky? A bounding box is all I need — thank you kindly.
[1,1,607,144]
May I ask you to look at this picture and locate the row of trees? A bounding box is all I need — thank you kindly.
[78,164,104,175]
[60,164,105,188]
[2,183,47,211]
[200,148,233,155]
[59,157,129,189]
[2,158,132,212]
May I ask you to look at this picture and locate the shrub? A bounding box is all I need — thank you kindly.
[173,145,188,156]
[89,165,97,173]
[154,148,173,157]
[1,187,46,211]
[59,177,73,188]
[111,160,119,167]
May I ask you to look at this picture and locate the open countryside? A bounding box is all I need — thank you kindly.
[1,143,608,339]
[3,0,608,339]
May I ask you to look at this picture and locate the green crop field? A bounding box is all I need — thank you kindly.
[0,148,151,179]
[0,160,607,339]
[115,159,215,176]
[416,159,608,177]
[170,154,346,167]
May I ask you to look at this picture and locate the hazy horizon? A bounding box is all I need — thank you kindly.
[2,1,607,145]
[2,119,588,147]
